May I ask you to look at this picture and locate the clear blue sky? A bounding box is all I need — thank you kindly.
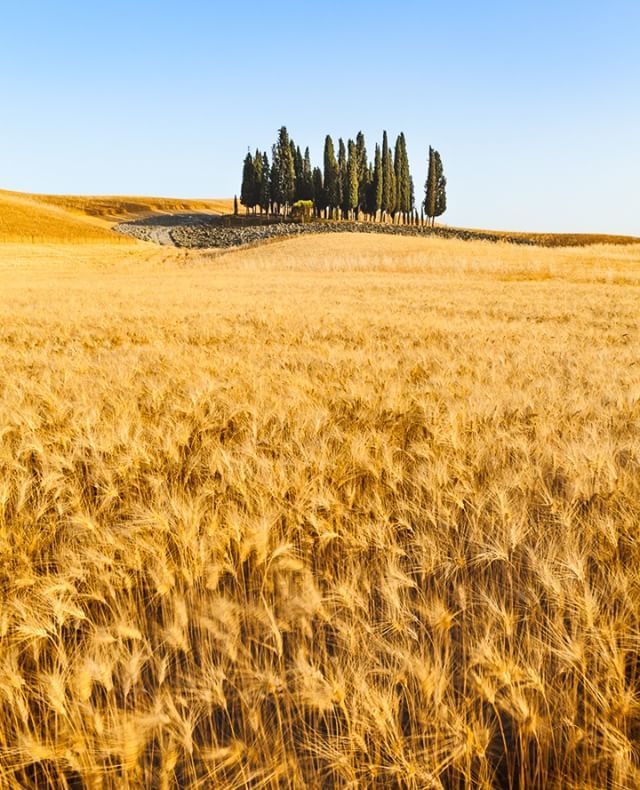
[2,1,638,234]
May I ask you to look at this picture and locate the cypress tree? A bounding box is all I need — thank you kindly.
[240,151,255,213]
[355,131,368,219]
[364,163,376,220]
[381,132,396,221]
[387,140,396,221]
[424,146,446,226]
[402,134,412,218]
[260,152,271,214]
[338,138,347,218]
[323,135,339,219]
[270,144,280,214]
[293,143,304,201]
[312,166,324,217]
[300,147,314,201]
[394,133,411,223]
[394,135,402,221]
[346,140,359,220]
[424,146,437,226]
[434,150,447,223]
[381,131,390,221]
[234,195,239,215]
[373,143,383,222]
[272,127,295,214]
[252,149,263,214]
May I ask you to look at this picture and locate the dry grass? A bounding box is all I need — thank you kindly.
[1,234,640,788]
[0,192,131,245]
[448,226,640,248]
[0,190,233,244]
[31,194,235,223]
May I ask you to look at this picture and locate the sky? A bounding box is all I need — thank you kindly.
[1,1,638,234]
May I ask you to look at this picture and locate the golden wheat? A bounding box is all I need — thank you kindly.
[0,234,639,788]
[0,190,234,244]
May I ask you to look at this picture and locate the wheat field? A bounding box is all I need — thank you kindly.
[0,190,234,244]
[1,233,640,788]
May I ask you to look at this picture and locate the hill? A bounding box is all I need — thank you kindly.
[1,188,637,248]
[0,190,234,244]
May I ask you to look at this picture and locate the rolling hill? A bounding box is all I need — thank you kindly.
[0,189,234,244]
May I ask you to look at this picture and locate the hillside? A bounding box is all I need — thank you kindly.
[0,190,128,244]
[0,190,234,244]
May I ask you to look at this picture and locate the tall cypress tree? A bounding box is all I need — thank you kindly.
[364,162,376,220]
[260,151,271,214]
[323,135,339,219]
[424,146,436,225]
[404,136,412,215]
[293,143,304,201]
[381,131,390,221]
[355,132,368,218]
[272,126,295,214]
[300,147,314,200]
[346,139,359,220]
[434,149,447,224]
[240,151,255,212]
[270,143,280,214]
[394,133,412,223]
[252,149,263,214]
[393,135,402,220]
[386,139,396,221]
[425,146,446,226]
[373,143,383,222]
[312,166,324,217]
[338,138,347,218]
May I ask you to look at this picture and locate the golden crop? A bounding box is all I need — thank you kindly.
[0,234,639,788]
[0,190,234,244]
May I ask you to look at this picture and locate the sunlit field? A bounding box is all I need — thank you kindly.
[1,234,640,788]
[0,190,234,244]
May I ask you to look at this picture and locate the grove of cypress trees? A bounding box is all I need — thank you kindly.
[323,135,339,219]
[240,126,448,224]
